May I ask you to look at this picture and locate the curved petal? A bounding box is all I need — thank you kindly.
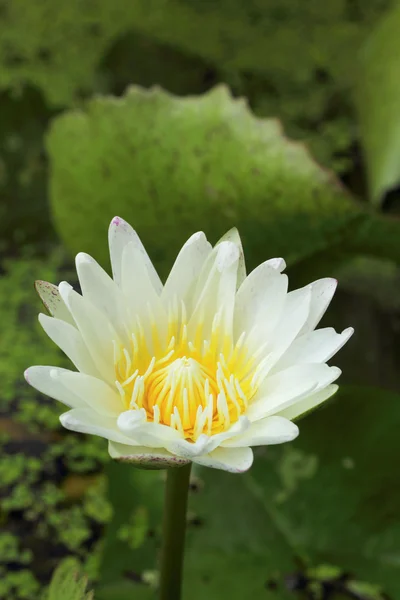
[188,241,239,339]
[250,286,311,387]
[234,262,288,347]
[121,241,167,343]
[75,252,130,345]
[35,280,75,326]
[216,228,246,288]
[192,446,253,473]
[60,408,134,444]
[274,327,354,371]
[276,384,339,421]
[108,441,190,468]
[265,258,286,272]
[108,216,162,293]
[51,369,121,416]
[297,278,338,335]
[223,416,298,447]
[38,314,101,377]
[117,412,182,448]
[161,232,212,309]
[248,363,341,421]
[58,282,117,385]
[24,366,85,409]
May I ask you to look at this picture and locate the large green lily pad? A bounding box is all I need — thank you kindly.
[47,84,364,278]
[95,386,399,599]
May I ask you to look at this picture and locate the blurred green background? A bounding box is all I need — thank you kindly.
[1,1,400,599]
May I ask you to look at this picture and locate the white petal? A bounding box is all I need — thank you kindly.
[161,232,212,309]
[60,408,134,444]
[108,441,190,468]
[38,314,100,377]
[234,262,288,346]
[117,413,183,447]
[164,434,211,459]
[35,280,75,325]
[51,369,121,416]
[192,446,253,473]
[276,384,339,421]
[121,242,167,344]
[75,253,130,345]
[251,286,311,385]
[24,366,85,409]
[188,241,239,339]
[216,228,246,287]
[275,327,354,371]
[204,416,250,454]
[58,282,117,385]
[265,258,286,272]
[108,216,162,293]
[223,416,298,447]
[247,363,341,421]
[298,278,337,335]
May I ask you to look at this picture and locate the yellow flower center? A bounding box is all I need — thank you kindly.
[114,305,258,441]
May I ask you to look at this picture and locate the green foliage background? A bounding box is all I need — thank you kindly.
[0,0,400,599]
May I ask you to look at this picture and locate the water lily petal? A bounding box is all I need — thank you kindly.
[60,408,134,444]
[223,415,298,447]
[24,366,85,408]
[234,262,288,346]
[274,327,354,371]
[75,252,131,345]
[277,384,339,421]
[58,282,117,384]
[38,314,100,377]
[192,446,253,473]
[248,363,341,420]
[108,216,162,293]
[298,278,337,335]
[162,231,212,310]
[216,228,246,287]
[35,280,75,325]
[51,369,121,416]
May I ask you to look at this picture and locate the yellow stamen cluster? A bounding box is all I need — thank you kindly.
[114,302,258,441]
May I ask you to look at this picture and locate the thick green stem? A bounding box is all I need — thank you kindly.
[159,462,192,600]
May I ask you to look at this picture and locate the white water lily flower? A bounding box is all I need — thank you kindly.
[25,217,353,473]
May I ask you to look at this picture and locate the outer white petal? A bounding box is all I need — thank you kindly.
[108,216,162,293]
[24,366,85,409]
[265,258,286,272]
[216,228,246,287]
[60,408,135,445]
[161,232,212,308]
[121,242,167,344]
[247,363,341,421]
[108,441,190,468]
[51,369,121,416]
[234,262,288,346]
[297,278,338,335]
[117,412,182,447]
[38,314,100,377]
[274,327,354,371]
[276,384,339,421]
[58,282,117,385]
[188,241,239,339]
[164,434,211,459]
[75,252,130,345]
[222,416,298,447]
[250,286,311,385]
[35,280,75,326]
[192,446,254,473]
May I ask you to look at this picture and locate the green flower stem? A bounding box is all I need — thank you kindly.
[159,462,192,600]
